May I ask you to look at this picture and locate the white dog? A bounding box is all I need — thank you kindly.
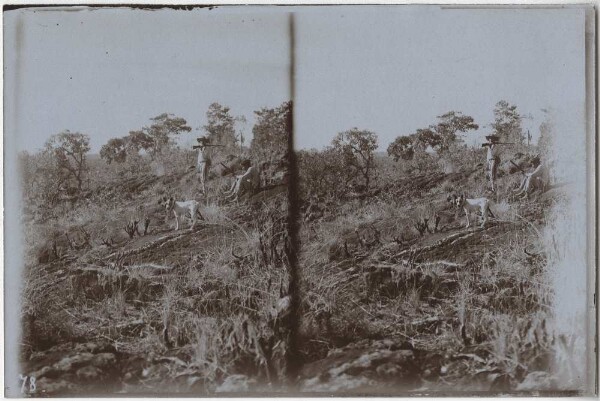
[160,196,203,230]
[448,194,495,228]
[514,163,548,197]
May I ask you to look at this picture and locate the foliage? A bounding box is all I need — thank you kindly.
[99,138,127,164]
[491,100,525,144]
[203,103,238,152]
[388,111,478,165]
[331,128,378,191]
[100,114,191,165]
[434,111,479,152]
[143,113,192,158]
[387,135,414,161]
[19,150,62,207]
[44,130,91,192]
[250,101,291,162]
[298,147,348,200]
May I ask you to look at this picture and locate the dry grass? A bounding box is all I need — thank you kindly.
[20,150,292,393]
[296,144,566,391]
[21,139,577,393]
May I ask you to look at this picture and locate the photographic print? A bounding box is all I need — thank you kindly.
[292,6,595,395]
[4,6,293,396]
[3,4,596,397]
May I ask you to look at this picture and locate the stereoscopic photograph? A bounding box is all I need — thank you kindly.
[3,4,596,397]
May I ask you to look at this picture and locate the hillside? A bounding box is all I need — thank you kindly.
[295,158,561,394]
[18,143,567,395]
[21,161,292,395]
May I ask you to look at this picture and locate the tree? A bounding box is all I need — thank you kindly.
[387,135,415,161]
[414,128,440,152]
[388,111,478,163]
[298,147,347,200]
[99,114,191,165]
[145,113,191,158]
[250,101,292,161]
[331,128,378,191]
[126,130,154,154]
[44,130,91,192]
[99,137,128,164]
[203,103,238,151]
[491,101,525,144]
[433,111,478,152]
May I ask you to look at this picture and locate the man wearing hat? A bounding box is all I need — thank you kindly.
[194,136,212,194]
[482,134,501,192]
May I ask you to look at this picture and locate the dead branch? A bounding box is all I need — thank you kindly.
[460,323,472,347]
[100,237,114,248]
[343,241,351,258]
[432,213,441,233]
[414,218,429,237]
[64,233,75,250]
[110,252,126,269]
[77,227,91,248]
[368,225,382,247]
[124,220,139,239]
[231,248,250,261]
[52,240,60,258]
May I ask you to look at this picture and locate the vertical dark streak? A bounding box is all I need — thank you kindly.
[285,12,302,387]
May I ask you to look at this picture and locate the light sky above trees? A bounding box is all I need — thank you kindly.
[4,7,291,153]
[4,6,587,153]
[294,6,586,150]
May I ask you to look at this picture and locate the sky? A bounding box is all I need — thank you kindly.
[294,6,586,150]
[4,7,292,153]
[4,6,586,153]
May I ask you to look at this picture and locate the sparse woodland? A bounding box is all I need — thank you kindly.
[20,101,293,394]
[19,100,575,394]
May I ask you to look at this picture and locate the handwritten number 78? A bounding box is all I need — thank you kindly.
[19,375,36,394]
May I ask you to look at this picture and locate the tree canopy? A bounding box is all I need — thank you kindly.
[250,101,292,161]
[332,128,378,191]
[387,111,478,162]
[44,130,91,191]
[203,103,238,151]
[100,114,191,164]
[491,100,525,144]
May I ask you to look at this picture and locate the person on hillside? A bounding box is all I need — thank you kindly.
[225,159,260,201]
[193,136,212,194]
[482,134,502,192]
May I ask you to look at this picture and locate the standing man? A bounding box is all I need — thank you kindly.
[193,136,212,194]
[482,134,501,192]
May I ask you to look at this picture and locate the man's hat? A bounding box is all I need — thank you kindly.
[196,136,209,144]
[485,134,500,142]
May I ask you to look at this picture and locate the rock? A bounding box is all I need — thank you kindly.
[299,340,422,393]
[31,365,56,380]
[35,377,76,395]
[215,374,256,393]
[76,365,105,381]
[23,342,121,395]
[516,371,556,391]
[301,373,375,392]
[54,353,95,372]
[376,362,402,378]
[91,352,117,368]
